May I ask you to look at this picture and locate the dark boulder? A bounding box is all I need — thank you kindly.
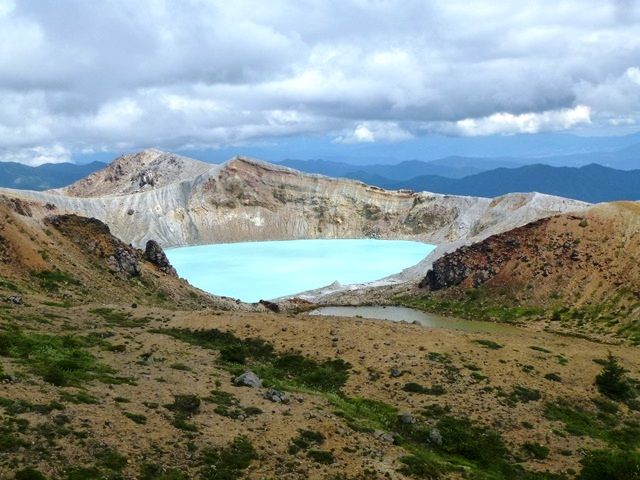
[108,247,141,277]
[419,259,469,290]
[143,240,177,276]
[259,299,280,313]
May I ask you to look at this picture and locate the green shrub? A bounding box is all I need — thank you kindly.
[168,394,201,415]
[509,386,542,403]
[14,468,47,480]
[402,382,446,395]
[398,454,442,478]
[307,450,335,464]
[199,436,257,480]
[544,373,562,383]
[271,354,350,392]
[158,328,351,393]
[89,308,144,327]
[219,345,247,364]
[435,416,507,467]
[169,362,192,371]
[289,429,325,454]
[578,449,640,479]
[474,339,503,350]
[140,463,188,480]
[66,468,102,480]
[123,412,147,424]
[31,269,80,292]
[592,397,618,414]
[522,442,550,460]
[530,346,552,353]
[330,396,398,433]
[595,353,634,401]
[0,328,122,386]
[95,448,127,471]
[60,391,99,404]
[206,390,238,407]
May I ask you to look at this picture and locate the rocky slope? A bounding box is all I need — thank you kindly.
[0,150,587,289]
[413,202,640,343]
[55,149,212,197]
[0,194,241,310]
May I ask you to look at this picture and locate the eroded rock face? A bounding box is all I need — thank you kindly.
[47,214,143,279]
[419,219,549,290]
[419,257,470,290]
[0,195,33,217]
[143,240,177,277]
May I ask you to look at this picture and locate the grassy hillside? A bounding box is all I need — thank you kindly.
[0,195,638,479]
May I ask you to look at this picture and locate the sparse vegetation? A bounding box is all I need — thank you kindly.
[31,269,81,292]
[199,435,257,480]
[402,382,446,395]
[156,328,351,392]
[474,339,503,349]
[123,412,147,424]
[0,327,126,386]
[522,441,550,460]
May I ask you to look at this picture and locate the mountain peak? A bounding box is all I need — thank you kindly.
[57,149,212,197]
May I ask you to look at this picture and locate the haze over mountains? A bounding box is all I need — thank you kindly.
[0,161,106,190]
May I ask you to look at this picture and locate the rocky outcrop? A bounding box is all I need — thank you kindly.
[234,371,262,388]
[143,240,177,276]
[419,219,548,290]
[46,214,142,279]
[0,195,33,217]
[107,247,141,278]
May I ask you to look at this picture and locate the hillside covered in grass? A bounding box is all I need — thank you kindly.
[0,194,639,479]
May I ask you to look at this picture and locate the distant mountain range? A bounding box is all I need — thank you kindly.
[387,164,640,203]
[0,161,106,190]
[279,157,520,180]
[280,160,640,203]
[2,151,639,203]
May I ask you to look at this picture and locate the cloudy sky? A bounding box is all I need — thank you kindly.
[1,0,640,165]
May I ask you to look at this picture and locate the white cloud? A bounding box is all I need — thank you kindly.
[0,144,70,166]
[335,122,414,143]
[0,1,639,163]
[438,105,592,136]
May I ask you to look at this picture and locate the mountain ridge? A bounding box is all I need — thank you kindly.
[388,163,640,203]
[0,150,587,295]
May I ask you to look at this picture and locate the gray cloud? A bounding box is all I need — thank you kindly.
[0,0,639,164]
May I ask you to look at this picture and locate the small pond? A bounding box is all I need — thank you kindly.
[310,306,521,334]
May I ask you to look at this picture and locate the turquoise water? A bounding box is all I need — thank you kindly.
[166,239,435,303]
